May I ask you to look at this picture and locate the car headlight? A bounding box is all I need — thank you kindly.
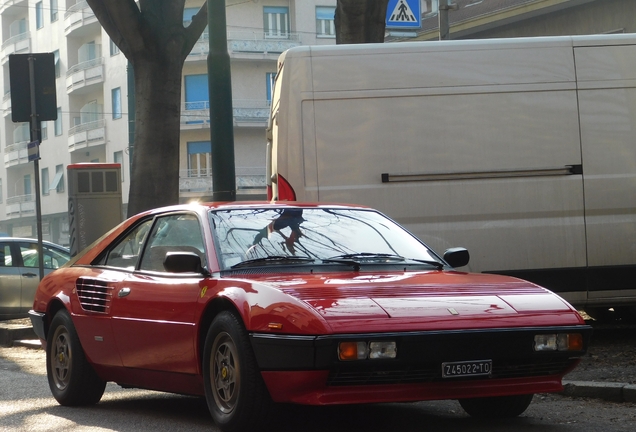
[534,333,583,351]
[338,341,397,361]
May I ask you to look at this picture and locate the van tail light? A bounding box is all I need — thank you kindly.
[277,174,296,201]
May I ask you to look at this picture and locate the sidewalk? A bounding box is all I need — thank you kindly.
[2,319,635,404]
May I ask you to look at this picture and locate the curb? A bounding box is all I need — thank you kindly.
[0,321,37,348]
[561,380,636,403]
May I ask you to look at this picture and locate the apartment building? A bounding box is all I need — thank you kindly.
[0,0,337,246]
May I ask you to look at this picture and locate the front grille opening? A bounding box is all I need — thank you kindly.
[327,359,576,386]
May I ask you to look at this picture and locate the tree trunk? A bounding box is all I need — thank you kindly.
[335,0,389,44]
[127,57,184,216]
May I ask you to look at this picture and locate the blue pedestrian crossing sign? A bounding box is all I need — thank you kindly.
[386,0,421,29]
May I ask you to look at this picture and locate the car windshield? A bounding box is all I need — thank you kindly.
[209,207,441,270]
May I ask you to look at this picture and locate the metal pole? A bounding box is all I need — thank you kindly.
[208,0,236,201]
[27,55,44,281]
[439,0,454,40]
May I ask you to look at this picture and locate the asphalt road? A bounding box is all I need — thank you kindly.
[1,346,635,432]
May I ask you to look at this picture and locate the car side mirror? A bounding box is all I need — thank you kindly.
[163,252,208,275]
[443,247,470,268]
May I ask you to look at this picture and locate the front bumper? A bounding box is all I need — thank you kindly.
[28,310,47,342]
[250,325,592,404]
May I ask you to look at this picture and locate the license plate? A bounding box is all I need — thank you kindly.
[442,359,492,378]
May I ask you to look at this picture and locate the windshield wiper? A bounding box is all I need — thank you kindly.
[322,253,445,270]
[230,255,315,269]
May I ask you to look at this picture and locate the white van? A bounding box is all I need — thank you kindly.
[266,34,636,317]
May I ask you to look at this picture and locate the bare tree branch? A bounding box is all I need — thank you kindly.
[85,0,144,58]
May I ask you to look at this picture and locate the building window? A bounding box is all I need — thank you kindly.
[188,141,211,177]
[41,167,49,196]
[54,107,62,135]
[36,2,44,29]
[266,72,276,105]
[24,175,32,196]
[114,151,124,182]
[53,50,60,78]
[110,39,120,56]
[51,165,64,193]
[112,87,122,119]
[184,74,209,124]
[263,7,289,38]
[41,121,48,141]
[51,0,58,22]
[316,7,335,37]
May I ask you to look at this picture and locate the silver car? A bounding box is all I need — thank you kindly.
[0,238,70,320]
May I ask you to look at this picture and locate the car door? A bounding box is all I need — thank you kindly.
[17,242,70,313]
[0,241,22,318]
[109,213,207,374]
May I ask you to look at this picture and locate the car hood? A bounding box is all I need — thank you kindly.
[249,270,584,333]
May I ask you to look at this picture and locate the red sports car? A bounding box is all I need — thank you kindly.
[29,202,591,432]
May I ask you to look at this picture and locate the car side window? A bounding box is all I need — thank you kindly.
[19,244,39,268]
[138,213,206,272]
[18,243,70,269]
[103,219,153,270]
[0,243,13,267]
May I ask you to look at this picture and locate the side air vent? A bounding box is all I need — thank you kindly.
[76,278,114,313]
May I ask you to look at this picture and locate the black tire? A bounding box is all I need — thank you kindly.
[46,309,106,406]
[459,393,534,418]
[203,311,272,432]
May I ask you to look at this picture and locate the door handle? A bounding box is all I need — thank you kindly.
[118,287,131,298]
[22,272,38,278]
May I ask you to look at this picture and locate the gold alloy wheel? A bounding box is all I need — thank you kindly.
[51,325,73,391]
[210,331,241,414]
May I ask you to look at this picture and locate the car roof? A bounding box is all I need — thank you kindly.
[0,237,70,252]
[136,201,373,217]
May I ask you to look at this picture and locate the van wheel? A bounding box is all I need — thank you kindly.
[459,394,533,418]
[203,311,272,432]
[46,309,106,406]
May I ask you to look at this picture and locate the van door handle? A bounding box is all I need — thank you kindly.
[22,272,38,278]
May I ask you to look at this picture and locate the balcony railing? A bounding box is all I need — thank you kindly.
[68,118,106,151]
[188,31,301,58]
[5,194,35,218]
[181,99,270,126]
[3,91,11,117]
[3,140,29,167]
[1,31,30,63]
[64,0,98,35]
[66,57,104,93]
[179,167,266,193]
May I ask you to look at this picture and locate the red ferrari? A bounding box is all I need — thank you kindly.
[29,202,591,432]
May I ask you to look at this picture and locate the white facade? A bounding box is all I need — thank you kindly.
[0,0,336,246]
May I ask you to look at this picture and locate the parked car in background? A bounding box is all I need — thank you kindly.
[0,238,70,320]
[29,202,591,432]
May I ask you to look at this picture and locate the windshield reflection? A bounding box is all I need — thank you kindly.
[209,207,439,270]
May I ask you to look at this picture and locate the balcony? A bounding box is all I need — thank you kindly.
[3,141,30,168]
[1,0,28,15]
[187,31,302,61]
[180,99,270,128]
[68,118,106,151]
[3,92,11,117]
[5,194,35,218]
[64,0,100,37]
[66,57,104,94]
[179,167,266,195]
[1,31,30,65]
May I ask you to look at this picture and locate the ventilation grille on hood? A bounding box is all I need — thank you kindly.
[76,278,113,314]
